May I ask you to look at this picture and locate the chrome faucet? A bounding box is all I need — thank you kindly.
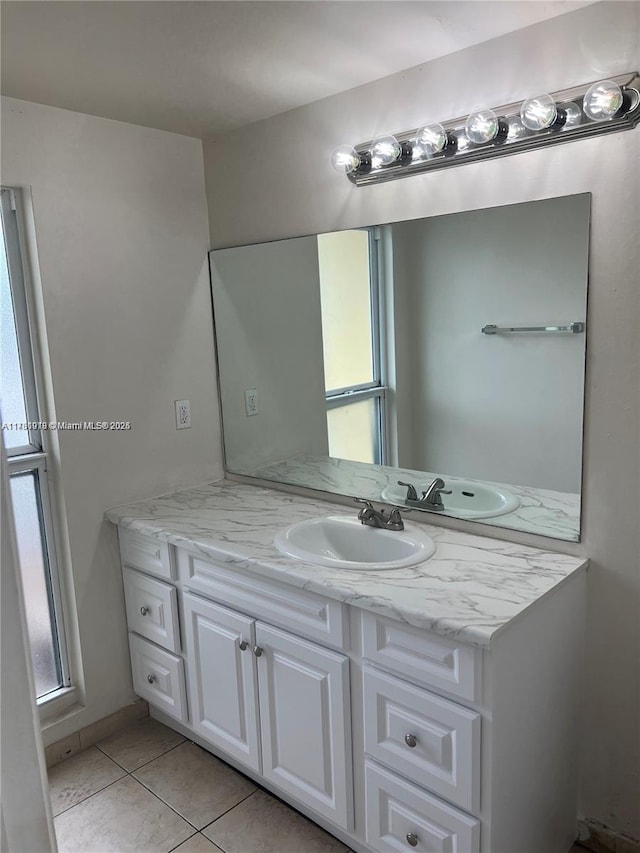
[398,478,452,511]
[355,498,404,531]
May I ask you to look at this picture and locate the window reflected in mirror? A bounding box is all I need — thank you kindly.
[318,229,385,465]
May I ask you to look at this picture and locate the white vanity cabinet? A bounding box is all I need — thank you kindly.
[115,522,586,853]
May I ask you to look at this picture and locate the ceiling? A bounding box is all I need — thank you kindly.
[1,1,591,139]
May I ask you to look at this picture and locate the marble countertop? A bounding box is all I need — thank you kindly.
[106,479,587,649]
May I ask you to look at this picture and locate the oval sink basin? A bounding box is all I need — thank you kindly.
[381,479,520,519]
[274,515,436,571]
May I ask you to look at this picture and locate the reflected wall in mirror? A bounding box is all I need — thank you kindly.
[210,193,590,541]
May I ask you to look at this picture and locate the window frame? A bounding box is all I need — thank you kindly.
[1,187,73,707]
[323,226,387,465]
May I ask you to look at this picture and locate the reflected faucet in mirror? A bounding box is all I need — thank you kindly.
[355,498,404,531]
[398,479,452,511]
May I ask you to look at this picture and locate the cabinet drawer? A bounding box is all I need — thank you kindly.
[177,549,348,649]
[363,667,480,813]
[119,528,174,580]
[365,760,480,853]
[362,612,479,702]
[129,634,187,722]
[123,568,180,652]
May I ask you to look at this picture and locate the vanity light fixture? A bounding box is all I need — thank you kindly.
[332,72,640,186]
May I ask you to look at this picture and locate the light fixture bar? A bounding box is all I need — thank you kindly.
[342,72,640,187]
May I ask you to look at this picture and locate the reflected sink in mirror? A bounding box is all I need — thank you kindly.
[381,480,520,519]
[274,515,436,571]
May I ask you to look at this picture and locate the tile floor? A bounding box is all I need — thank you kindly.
[48,716,352,853]
[48,715,590,853]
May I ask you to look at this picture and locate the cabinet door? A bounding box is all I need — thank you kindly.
[255,622,353,830]
[183,593,260,772]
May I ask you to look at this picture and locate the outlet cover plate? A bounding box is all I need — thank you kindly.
[175,399,191,429]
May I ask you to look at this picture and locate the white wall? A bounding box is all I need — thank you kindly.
[210,237,328,472]
[203,2,640,838]
[1,97,223,743]
[392,196,589,492]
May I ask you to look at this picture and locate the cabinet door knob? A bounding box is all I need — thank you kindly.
[253,645,264,657]
[406,832,418,847]
[140,606,150,616]
[404,733,418,748]
[238,640,248,651]
[147,674,156,684]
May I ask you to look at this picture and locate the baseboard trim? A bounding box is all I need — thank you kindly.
[44,699,148,767]
[578,819,640,853]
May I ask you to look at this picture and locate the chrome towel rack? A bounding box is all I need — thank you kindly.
[481,322,585,335]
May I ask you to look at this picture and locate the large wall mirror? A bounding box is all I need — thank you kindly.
[210,193,590,541]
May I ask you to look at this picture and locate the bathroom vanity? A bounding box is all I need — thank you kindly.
[107,480,587,853]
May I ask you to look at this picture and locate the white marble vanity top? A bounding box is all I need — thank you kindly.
[106,479,587,648]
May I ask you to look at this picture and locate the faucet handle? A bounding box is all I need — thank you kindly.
[354,497,374,521]
[397,481,418,501]
[354,497,374,510]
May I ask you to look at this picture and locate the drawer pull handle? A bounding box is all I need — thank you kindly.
[238,640,248,651]
[154,549,161,560]
[406,833,419,848]
[253,645,264,657]
[140,606,150,616]
[404,733,418,748]
[146,674,156,684]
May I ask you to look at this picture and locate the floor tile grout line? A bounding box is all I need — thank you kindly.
[93,742,131,772]
[131,772,259,836]
[200,789,258,833]
[94,733,187,772]
[49,774,128,820]
[166,828,199,853]
[166,830,226,853]
[129,775,202,832]
[127,737,190,772]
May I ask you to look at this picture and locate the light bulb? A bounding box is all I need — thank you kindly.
[582,80,623,121]
[455,131,470,152]
[465,109,501,144]
[370,135,402,168]
[520,94,558,131]
[331,145,361,174]
[506,116,527,141]
[561,102,583,128]
[412,123,448,160]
